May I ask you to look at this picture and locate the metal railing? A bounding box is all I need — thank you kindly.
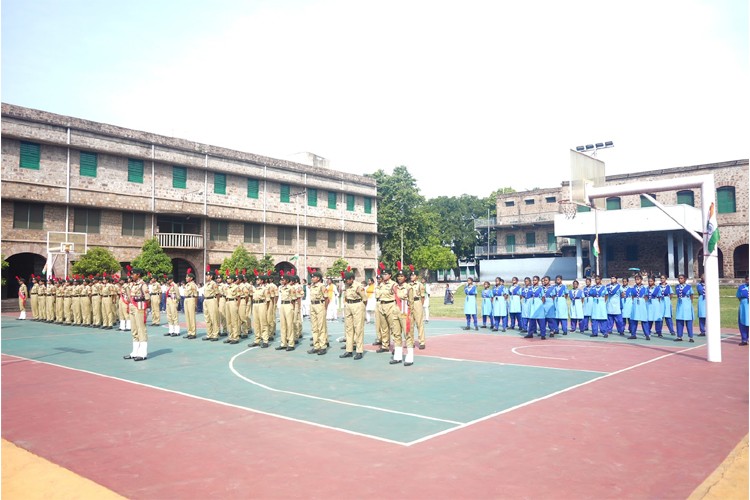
[157,233,204,249]
[475,239,576,256]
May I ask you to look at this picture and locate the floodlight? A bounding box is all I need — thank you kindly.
[604,141,614,147]
[585,144,594,150]
[595,142,604,148]
[576,146,585,152]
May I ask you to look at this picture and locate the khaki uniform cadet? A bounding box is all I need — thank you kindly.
[71,277,82,325]
[63,278,74,325]
[340,272,367,360]
[100,276,114,329]
[90,277,102,327]
[217,275,228,336]
[183,270,199,339]
[410,272,427,349]
[372,275,382,345]
[80,278,92,326]
[243,274,255,337]
[149,277,162,326]
[118,278,131,331]
[123,268,149,361]
[223,274,241,344]
[265,274,279,340]
[55,279,66,323]
[390,270,414,366]
[249,274,269,348]
[48,279,58,322]
[239,274,251,338]
[36,277,47,321]
[42,278,53,322]
[292,275,304,341]
[202,270,219,341]
[29,276,39,320]
[17,277,28,320]
[275,274,296,351]
[375,270,399,353]
[307,271,328,355]
[165,275,180,336]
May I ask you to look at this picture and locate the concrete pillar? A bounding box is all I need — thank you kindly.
[575,238,583,279]
[687,239,695,279]
[677,233,685,277]
[667,232,675,279]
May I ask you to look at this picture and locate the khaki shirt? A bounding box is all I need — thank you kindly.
[377,279,396,302]
[184,281,199,298]
[309,282,326,303]
[279,283,294,302]
[344,282,367,304]
[252,283,266,302]
[204,280,218,299]
[226,283,239,300]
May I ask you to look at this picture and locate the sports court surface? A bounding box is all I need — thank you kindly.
[2,311,747,498]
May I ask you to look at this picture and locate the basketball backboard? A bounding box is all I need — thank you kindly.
[569,150,605,210]
[47,231,88,256]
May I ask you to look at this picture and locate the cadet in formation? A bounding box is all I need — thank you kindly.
[340,271,366,360]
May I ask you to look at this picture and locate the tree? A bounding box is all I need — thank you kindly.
[1,254,8,286]
[412,245,457,273]
[130,238,173,276]
[325,257,349,278]
[423,194,494,261]
[70,247,120,277]
[220,245,258,276]
[257,255,275,274]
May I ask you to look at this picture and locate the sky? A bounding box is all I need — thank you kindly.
[2,0,748,199]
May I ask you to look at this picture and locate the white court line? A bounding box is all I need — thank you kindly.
[0,353,408,447]
[404,341,709,446]
[422,353,607,375]
[2,332,96,341]
[229,349,463,425]
[511,344,611,361]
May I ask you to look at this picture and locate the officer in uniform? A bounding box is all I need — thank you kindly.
[340,271,366,360]
[165,274,180,336]
[29,275,39,320]
[375,269,399,353]
[117,276,130,331]
[292,274,304,342]
[43,277,54,322]
[202,268,219,341]
[265,272,279,341]
[90,276,102,328]
[237,272,250,338]
[216,273,228,336]
[149,275,162,326]
[55,278,65,323]
[100,275,114,329]
[276,272,296,351]
[71,276,83,325]
[63,277,74,325]
[307,271,328,355]
[223,273,240,344]
[183,269,199,339]
[37,275,47,321]
[249,271,269,348]
[390,269,413,366]
[17,277,28,320]
[409,270,426,349]
[123,268,149,361]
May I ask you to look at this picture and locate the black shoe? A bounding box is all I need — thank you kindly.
[645,336,651,341]
[317,349,327,355]
[202,337,211,341]
[698,333,706,337]
[164,332,172,336]
[540,336,546,340]
[481,325,487,329]
[340,351,353,358]
[372,340,382,346]
[603,334,608,338]
[419,344,425,350]
[674,337,683,342]
[590,333,598,337]
[249,342,260,347]
[286,346,295,351]
[524,334,533,339]
[657,334,663,338]
[474,326,479,331]
[340,345,346,350]
[261,343,269,348]
[228,340,239,344]
[689,338,695,343]
[404,361,413,366]
[171,333,180,337]
[123,354,134,359]
[462,327,470,330]
[562,331,567,335]
[307,348,319,354]
[375,347,390,353]
[184,335,196,339]
[219,332,228,337]
[353,352,363,360]
[210,338,219,342]
[133,356,147,361]
[491,328,498,332]
[389,359,402,365]
[739,342,748,346]
[275,345,287,350]
[627,335,637,340]
[223,339,231,343]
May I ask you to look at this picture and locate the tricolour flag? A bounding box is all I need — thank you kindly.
[290,254,299,262]
[592,235,600,258]
[705,201,720,255]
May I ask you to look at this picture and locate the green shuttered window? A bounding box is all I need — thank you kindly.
[307,188,317,207]
[80,151,98,177]
[676,190,694,207]
[13,202,44,230]
[346,194,355,211]
[20,142,41,170]
[364,197,372,214]
[247,178,259,199]
[215,172,226,195]
[717,186,736,213]
[128,159,144,183]
[280,184,291,203]
[328,191,337,209]
[122,212,146,236]
[173,166,187,189]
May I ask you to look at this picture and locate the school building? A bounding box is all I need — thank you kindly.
[1,103,378,298]
[477,159,748,282]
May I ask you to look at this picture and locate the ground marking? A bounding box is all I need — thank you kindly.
[511,344,612,361]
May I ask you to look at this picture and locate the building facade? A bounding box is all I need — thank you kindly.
[481,159,748,282]
[1,103,378,297]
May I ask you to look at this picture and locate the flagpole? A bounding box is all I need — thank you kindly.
[594,206,600,276]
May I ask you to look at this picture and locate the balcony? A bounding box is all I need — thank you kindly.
[157,233,203,249]
[473,217,496,229]
[475,238,577,257]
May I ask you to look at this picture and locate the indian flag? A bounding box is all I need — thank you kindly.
[592,235,600,258]
[705,202,720,255]
[290,254,299,262]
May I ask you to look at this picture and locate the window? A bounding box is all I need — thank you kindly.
[506,234,516,253]
[308,229,317,246]
[173,166,187,189]
[717,186,736,213]
[346,194,355,211]
[365,234,373,251]
[606,197,621,210]
[577,204,591,213]
[328,191,337,209]
[545,196,557,203]
[74,208,101,234]
[328,231,337,249]
[625,244,638,261]
[128,159,144,183]
[606,245,614,262]
[364,197,372,214]
[547,232,556,251]
[19,141,40,170]
[210,220,228,241]
[79,151,98,177]
[676,190,695,207]
[247,178,259,199]
[278,226,293,245]
[122,212,146,236]
[214,173,226,195]
[525,232,535,248]
[307,188,318,207]
[524,198,535,205]
[280,184,290,203]
[13,202,44,230]
[346,232,355,249]
[504,200,515,207]
[640,194,656,207]
[244,223,261,243]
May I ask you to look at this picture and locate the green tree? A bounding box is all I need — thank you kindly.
[130,238,173,276]
[325,257,349,278]
[220,245,258,276]
[412,245,457,273]
[257,254,275,274]
[70,247,120,277]
[1,254,9,286]
[423,194,494,261]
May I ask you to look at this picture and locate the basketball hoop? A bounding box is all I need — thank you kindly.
[558,200,578,220]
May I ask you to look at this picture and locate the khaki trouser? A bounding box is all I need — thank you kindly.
[102,296,113,327]
[227,299,239,340]
[344,302,366,353]
[394,313,414,348]
[377,302,400,348]
[81,297,92,325]
[36,295,44,319]
[266,299,277,338]
[185,297,197,336]
[310,302,328,350]
[64,297,73,324]
[131,304,148,342]
[203,297,218,338]
[92,296,102,326]
[218,297,227,333]
[151,295,161,325]
[118,298,128,322]
[72,297,82,324]
[294,302,302,340]
[412,300,425,345]
[252,302,268,344]
[47,296,56,321]
[238,299,248,335]
[167,297,178,327]
[280,302,295,347]
[30,294,37,318]
[56,297,64,322]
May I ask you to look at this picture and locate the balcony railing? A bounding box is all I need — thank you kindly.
[475,238,577,257]
[157,233,203,249]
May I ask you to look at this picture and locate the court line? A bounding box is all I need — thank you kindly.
[0,353,410,447]
[404,341,709,447]
[228,349,464,425]
[420,353,608,375]
[511,344,611,361]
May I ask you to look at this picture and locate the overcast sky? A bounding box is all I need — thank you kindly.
[2,0,747,199]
